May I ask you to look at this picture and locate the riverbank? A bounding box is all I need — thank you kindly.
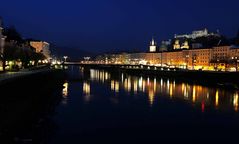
[77,64,239,89]
[0,67,66,143]
[0,66,62,85]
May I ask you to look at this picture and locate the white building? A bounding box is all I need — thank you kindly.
[149,38,157,52]
[175,28,214,39]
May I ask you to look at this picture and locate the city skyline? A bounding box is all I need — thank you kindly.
[0,0,239,54]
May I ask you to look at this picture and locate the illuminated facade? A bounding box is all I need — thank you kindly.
[173,39,190,50]
[149,38,157,52]
[173,40,181,49]
[181,40,190,49]
[175,28,215,39]
[30,41,51,59]
[105,45,239,71]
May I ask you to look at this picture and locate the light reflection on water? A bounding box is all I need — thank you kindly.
[62,81,69,105]
[83,69,239,112]
[83,81,91,102]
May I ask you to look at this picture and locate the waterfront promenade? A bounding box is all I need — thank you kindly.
[0,65,53,84]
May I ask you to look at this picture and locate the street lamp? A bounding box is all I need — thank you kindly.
[63,56,68,62]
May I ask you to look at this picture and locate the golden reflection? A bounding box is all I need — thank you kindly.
[115,81,119,93]
[183,84,189,100]
[148,89,155,106]
[111,80,119,93]
[192,85,196,103]
[62,82,69,105]
[124,78,128,91]
[134,80,138,94]
[153,78,157,92]
[127,78,131,92]
[169,82,173,98]
[139,77,143,91]
[87,69,239,111]
[90,69,110,82]
[215,90,219,107]
[121,73,124,83]
[182,83,185,93]
[233,93,239,111]
[111,80,115,91]
[62,82,69,97]
[167,79,170,92]
[105,72,109,80]
[142,79,146,92]
[83,82,91,102]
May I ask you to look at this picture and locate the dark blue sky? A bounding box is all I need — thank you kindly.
[0,0,239,53]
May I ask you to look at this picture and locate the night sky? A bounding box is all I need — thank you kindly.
[0,0,239,53]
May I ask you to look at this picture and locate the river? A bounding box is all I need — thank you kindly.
[47,66,239,143]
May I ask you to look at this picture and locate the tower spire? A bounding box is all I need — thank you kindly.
[149,37,157,52]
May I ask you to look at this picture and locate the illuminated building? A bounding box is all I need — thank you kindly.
[181,40,190,49]
[186,48,212,70]
[173,40,181,49]
[30,41,51,59]
[162,51,184,67]
[98,45,239,71]
[149,38,157,52]
[174,28,217,39]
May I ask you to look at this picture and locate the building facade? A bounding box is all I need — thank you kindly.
[102,45,239,71]
[30,41,51,59]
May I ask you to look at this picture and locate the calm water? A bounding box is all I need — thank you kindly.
[50,66,239,144]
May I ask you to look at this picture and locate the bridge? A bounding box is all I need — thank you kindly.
[63,62,178,71]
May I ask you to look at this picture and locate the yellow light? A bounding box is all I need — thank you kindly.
[215,90,219,107]
[142,80,146,92]
[148,89,154,106]
[83,82,91,102]
[111,80,115,91]
[153,78,157,92]
[134,80,138,94]
[233,93,239,111]
[170,83,173,98]
[62,82,69,105]
[62,82,69,97]
[192,85,196,103]
[139,77,143,91]
[115,81,119,93]
[127,78,131,92]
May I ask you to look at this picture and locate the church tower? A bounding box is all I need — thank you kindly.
[149,38,157,52]
[173,39,181,49]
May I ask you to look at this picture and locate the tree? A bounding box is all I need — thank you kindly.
[236,29,239,45]
[3,26,23,43]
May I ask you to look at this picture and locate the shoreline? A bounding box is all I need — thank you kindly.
[75,64,239,90]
